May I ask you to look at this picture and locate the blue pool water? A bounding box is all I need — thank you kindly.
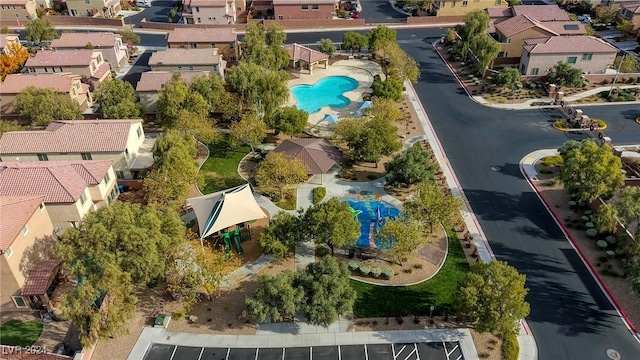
[346,199,401,249]
[290,76,359,114]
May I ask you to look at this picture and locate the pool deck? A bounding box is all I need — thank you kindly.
[286,59,384,126]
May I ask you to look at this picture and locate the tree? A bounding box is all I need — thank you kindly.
[381,42,420,83]
[297,256,356,326]
[25,18,57,44]
[16,87,82,126]
[457,10,490,60]
[596,203,619,234]
[595,6,617,24]
[317,38,337,57]
[352,116,402,165]
[256,152,308,197]
[117,28,141,45]
[372,77,404,101]
[0,120,26,137]
[468,33,500,73]
[174,109,219,144]
[385,143,434,187]
[93,79,142,119]
[405,182,462,232]
[0,42,29,78]
[558,140,624,203]
[0,25,9,34]
[246,271,304,323]
[226,62,289,118]
[303,197,360,255]
[367,25,397,50]
[616,186,640,240]
[613,55,640,73]
[342,31,367,54]
[333,116,365,147]
[229,112,267,153]
[273,106,308,137]
[241,23,289,71]
[617,20,635,37]
[258,212,304,259]
[546,62,583,88]
[156,73,204,127]
[492,67,522,88]
[376,217,425,266]
[189,74,226,113]
[457,261,530,334]
[367,97,402,123]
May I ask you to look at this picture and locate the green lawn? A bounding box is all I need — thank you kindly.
[200,137,251,194]
[0,320,43,347]
[351,231,469,317]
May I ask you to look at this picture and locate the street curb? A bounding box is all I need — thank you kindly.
[552,123,607,132]
[519,153,640,339]
[430,41,483,107]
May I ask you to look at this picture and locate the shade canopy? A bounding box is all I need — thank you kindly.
[321,114,339,124]
[272,138,342,175]
[358,101,373,111]
[188,184,267,239]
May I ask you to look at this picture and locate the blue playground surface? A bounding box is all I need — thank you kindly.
[346,199,401,249]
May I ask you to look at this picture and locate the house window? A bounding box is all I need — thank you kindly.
[582,53,593,61]
[531,68,539,75]
[278,15,284,20]
[103,172,111,184]
[12,296,28,308]
[230,56,237,61]
[312,4,319,10]
[211,43,216,47]
[137,127,142,138]
[506,38,511,43]
[85,0,89,4]
[301,4,308,10]
[125,148,130,158]
[567,56,577,64]
[81,153,92,160]
[80,192,87,205]
[462,0,467,6]
[116,170,125,179]
[229,42,234,49]
[190,42,196,48]
[195,6,199,11]
[44,67,48,72]
[495,0,501,4]
[37,154,48,161]
[197,18,201,23]
[22,225,29,235]
[451,1,455,6]
[5,248,13,258]
[39,203,45,211]
[177,65,183,70]
[189,65,194,70]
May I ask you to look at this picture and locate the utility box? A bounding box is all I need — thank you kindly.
[154,314,170,328]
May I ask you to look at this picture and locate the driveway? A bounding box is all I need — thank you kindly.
[358,0,406,21]
[126,0,175,24]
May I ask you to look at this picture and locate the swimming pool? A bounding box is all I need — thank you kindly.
[290,76,359,114]
[346,199,401,249]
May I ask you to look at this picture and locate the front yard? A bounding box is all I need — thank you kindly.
[200,137,251,195]
[0,319,43,347]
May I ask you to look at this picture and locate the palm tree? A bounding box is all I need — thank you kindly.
[419,0,435,15]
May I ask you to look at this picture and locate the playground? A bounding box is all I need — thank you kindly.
[346,196,401,249]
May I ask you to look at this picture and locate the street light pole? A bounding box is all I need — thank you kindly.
[608,54,625,97]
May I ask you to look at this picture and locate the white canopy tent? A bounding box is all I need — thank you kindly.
[187,184,267,241]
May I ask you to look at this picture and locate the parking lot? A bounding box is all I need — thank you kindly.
[142,342,464,360]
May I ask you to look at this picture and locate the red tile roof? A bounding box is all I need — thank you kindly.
[187,0,227,6]
[284,43,329,64]
[92,61,111,80]
[22,259,63,296]
[272,138,342,175]
[541,21,587,36]
[0,73,81,95]
[621,1,640,14]
[0,160,113,203]
[487,5,569,22]
[149,48,223,66]
[26,49,101,67]
[167,28,237,43]
[0,120,141,154]
[136,71,210,92]
[0,196,45,252]
[51,32,122,48]
[523,36,618,54]
[494,14,585,37]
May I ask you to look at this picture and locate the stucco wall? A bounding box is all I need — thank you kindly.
[436,0,505,17]
[185,3,236,24]
[0,0,38,23]
[167,41,239,61]
[274,3,334,20]
[520,50,616,75]
[497,27,553,58]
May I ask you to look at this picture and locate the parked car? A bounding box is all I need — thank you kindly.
[136,0,152,7]
[351,11,360,19]
[577,14,591,24]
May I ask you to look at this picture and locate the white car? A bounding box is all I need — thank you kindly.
[577,14,591,24]
[136,0,152,8]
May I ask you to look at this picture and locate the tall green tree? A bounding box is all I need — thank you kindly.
[241,23,289,71]
[156,73,206,127]
[317,38,337,57]
[367,97,402,123]
[376,217,425,266]
[297,256,356,326]
[613,55,640,73]
[596,203,619,234]
[385,143,434,187]
[229,112,267,153]
[493,67,522,88]
[385,43,420,84]
[372,77,404,101]
[273,106,308,137]
[93,79,143,119]
[258,212,304,259]
[246,271,304,323]
[352,116,402,165]
[616,187,640,240]
[404,182,462,232]
[189,74,226,113]
[367,25,397,50]
[256,152,308,197]
[226,62,289,119]
[303,197,360,255]
[16,87,82,126]
[617,20,635,37]
[558,140,624,203]
[0,120,27,137]
[547,62,583,88]
[117,28,141,45]
[174,109,219,144]
[595,5,617,24]
[25,18,57,43]
[457,261,530,334]
[342,31,367,54]
[468,33,500,73]
[457,10,490,60]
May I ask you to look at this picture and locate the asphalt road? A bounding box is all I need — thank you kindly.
[127,0,175,24]
[358,0,406,21]
[285,30,640,360]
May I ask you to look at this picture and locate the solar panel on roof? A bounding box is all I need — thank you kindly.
[564,24,580,30]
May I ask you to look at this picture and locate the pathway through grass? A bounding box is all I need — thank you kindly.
[0,320,43,347]
[200,137,251,194]
[351,231,469,317]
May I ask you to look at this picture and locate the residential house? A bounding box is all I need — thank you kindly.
[136,71,210,112]
[167,28,240,61]
[33,0,52,8]
[0,196,57,311]
[66,0,121,17]
[24,49,112,85]
[0,0,38,24]
[431,0,505,17]
[0,120,155,180]
[618,2,640,31]
[148,48,226,77]
[50,32,129,70]
[491,14,585,61]
[0,73,92,114]
[273,0,335,20]
[0,33,21,54]
[182,0,238,24]
[0,160,118,231]
[519,36,618,76]
[487,5,570,24]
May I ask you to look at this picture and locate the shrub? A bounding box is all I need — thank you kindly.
[312,187,326,205]
[348,260,360,271]
[586,228,598,238]
[359,264,371,276]
[602,78,611,85]
[502,331,519,360]
[541,155,563,167]
[383,267,395,279]
[553,119,569,129]
[596,239,608,248]
[539,168,553,174]
[173,309,186,320]
[371,267,382,278]
[592,119,606,128]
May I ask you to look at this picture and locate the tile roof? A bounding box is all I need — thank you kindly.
[541,21,587,35]
[0,120,141,154]
[495,14,585,37]
[272,138,342,174]
[187,0,227,6]
[0,196,45,252]
[487,5,569,22]
[284,43,329,64]
[273,0,334,4]
[22,259,63,296]
[621,1,640,14]
[523,36,618,54]
[136,71,210,92]
[0,160,113,203]
[167,28,237,43]
[0,34,20,49]
[92,61,111,80]
[25,49,101,67]
[0,0,31,4]
[0,73,81,94]
[486,6,513,18]
[495,14,545,37]
[51,32,121,48]
[149,48,222,66]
